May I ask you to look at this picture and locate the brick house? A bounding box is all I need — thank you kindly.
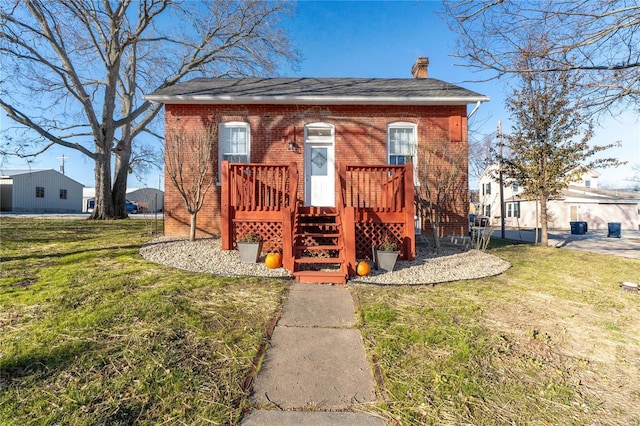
[145,58,489,282]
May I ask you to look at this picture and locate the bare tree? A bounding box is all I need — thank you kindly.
[165,126,216,241]
[0,0,298,219]
[628,164,640,191]
[415,143,468,252]
[468,132,494,182]
[502,46,622,246]
[444,0,640,112]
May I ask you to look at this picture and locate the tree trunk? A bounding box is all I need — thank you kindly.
[431,217,441,252]
[113,146,132,219]
[90,151,114,220]
[539,192,549,247]
[189,211,197,241]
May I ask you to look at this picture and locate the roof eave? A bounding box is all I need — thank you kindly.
[143,95,491,106]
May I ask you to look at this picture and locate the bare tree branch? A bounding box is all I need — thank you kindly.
[443,0,640,111]
[0,0,299,219]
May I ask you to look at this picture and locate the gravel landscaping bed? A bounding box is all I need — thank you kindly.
[140,236,511,284]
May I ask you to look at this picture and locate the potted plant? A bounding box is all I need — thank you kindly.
[237,232,263,263]
[375,238,398,272]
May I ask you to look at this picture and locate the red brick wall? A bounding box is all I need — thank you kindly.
[163,103,469,238]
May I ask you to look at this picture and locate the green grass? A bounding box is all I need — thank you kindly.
[3,218,640,425]
[354,243,640,425]
[1,218,288,425]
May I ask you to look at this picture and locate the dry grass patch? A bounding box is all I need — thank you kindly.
[354,244,640,425]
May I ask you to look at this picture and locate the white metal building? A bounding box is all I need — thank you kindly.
[0,169,84,213]
[126,188,164,212]
[82,187,164,212]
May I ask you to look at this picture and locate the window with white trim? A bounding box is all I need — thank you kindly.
[506,201,520,218]
[387,122,417,183]
[219,121,250,164]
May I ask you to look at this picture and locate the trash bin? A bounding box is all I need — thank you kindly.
[581,221,588,233]
[607,222,621,238]
[570,221,586,235]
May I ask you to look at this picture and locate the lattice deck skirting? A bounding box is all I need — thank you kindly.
[233,221,283,253]
[356,222,405,259]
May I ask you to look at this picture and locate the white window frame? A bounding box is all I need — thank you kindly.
[218,121,251,183]
[305,122,334,143]
[506,201,520,218]
[387,122,418,185]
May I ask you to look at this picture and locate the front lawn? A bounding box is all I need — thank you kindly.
[3,218,639,425]
[354,243,640,425]
[0,218,288,425]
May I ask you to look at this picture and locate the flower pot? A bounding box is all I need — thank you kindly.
[237,241,263,263]
[376,249,398,272]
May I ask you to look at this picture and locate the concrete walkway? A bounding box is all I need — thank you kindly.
[241,284,386,425]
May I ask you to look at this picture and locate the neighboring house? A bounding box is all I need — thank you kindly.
[145,57,489,282]
[0,169,83,213]
[478,165,640,230]
[82,187,164,212]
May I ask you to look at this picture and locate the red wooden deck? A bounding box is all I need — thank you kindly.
[220,160,415,283]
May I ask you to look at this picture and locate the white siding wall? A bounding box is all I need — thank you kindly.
[12,170,83,212]
[505,200,639,231]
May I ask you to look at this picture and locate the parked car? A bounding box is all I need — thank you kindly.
[125,200,138,214]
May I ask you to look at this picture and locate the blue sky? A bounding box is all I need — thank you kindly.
[2,0,638,189]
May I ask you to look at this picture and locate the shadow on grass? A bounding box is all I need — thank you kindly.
[1,244,142,262]
[0,340,94,381]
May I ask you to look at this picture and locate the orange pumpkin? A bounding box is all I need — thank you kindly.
[265,252,282,269]
[356,261,371,276]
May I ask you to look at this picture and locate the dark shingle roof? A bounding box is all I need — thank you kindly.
[145,77,489,105]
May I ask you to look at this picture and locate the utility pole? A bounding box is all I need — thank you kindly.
[57,155,68,175]
[498,121,505,239]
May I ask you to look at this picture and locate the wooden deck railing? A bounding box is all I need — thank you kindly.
[341,164,410,211]
[339,162,415,268]
[221,161,298,253]
[221,160,414,277]
[226,163,295,211]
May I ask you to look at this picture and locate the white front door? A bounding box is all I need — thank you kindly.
[304,124,335,207]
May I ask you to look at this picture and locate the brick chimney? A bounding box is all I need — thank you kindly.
[411,57,429,78]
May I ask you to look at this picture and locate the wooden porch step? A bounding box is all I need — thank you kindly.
[294,245,341,251]
[294,257,343,264]
[299,212,338,218]
[293,270,347,284]
[298,232,340,238]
